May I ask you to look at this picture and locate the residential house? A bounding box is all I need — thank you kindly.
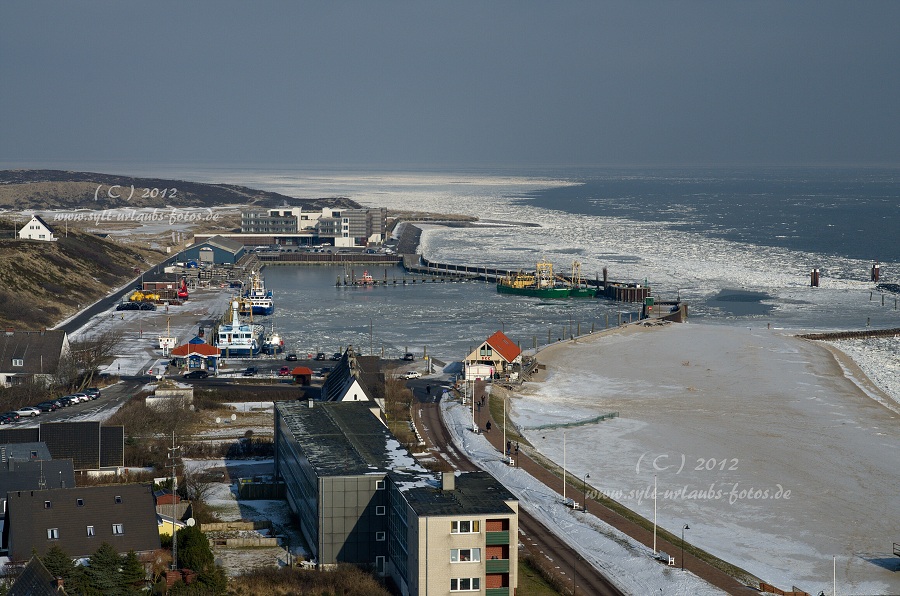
[0,329,70,388]
[321,345,385,410]
[17,215,57,242]
[4,484,161,562]
[0,445,76,521]
[180,235,245,265]
[0,422,124,472]
[8,556,67,596]
[463,331,522,380]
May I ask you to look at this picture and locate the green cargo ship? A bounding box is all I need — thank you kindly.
[496,260,596,298]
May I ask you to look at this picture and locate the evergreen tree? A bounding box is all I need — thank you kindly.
[40,544,75,582]
[175,526,213,572]
[120,550,147,593]
[84,542,124,595]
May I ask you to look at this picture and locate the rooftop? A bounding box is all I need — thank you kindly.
[275,401,424,478]
[400,471,517,517]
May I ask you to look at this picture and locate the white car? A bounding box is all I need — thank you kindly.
[15,406,41,417]
[403,371,422,379]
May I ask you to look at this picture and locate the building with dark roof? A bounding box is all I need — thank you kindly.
[8,556,66,596]
[17,215,57,242]
[181,235,246,265]
[273,400,518,596]
[3,484,161,562]
[320,345,384,408]
[0,329,70,388]
[0,458,77,520]
[0,422,124,472]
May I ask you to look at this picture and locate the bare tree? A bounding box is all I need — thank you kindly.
[61,329,123,390]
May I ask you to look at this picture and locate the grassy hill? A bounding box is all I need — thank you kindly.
[0,169,361,210]
[0,219,150,329]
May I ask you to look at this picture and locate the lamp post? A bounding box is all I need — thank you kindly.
[681,524,690,571]
[582,473,590,513]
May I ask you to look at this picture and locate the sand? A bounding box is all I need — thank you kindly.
[510,321,900,594]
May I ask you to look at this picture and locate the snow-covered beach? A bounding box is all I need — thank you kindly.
[510,322,900,594]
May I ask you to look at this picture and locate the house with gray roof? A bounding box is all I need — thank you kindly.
[8,556,66,595]
[321,345,385,409]
[3,484,160,562]
[0,329,70,388]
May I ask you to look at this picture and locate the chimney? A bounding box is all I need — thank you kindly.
[441,471,455,492]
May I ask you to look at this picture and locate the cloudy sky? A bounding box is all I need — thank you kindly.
[2,1,898,168]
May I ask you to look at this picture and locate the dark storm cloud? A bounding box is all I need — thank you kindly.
[1,1,898,167]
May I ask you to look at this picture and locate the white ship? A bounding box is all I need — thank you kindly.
[216,300,264,357]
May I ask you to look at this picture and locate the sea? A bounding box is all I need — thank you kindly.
[56,163,898,365]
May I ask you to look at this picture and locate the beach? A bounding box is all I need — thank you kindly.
[510,321,900,594]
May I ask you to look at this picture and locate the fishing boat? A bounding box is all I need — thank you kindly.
[177,278,189,300]
[262,322,285,355]
[356,270,375,285]
[496,260,571,298]
[216,300,264,357]
[243,271,275,316]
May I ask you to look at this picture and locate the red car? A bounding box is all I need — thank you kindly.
[278,366,291,377]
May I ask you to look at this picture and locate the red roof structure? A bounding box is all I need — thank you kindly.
[484,331,522,364]
[170,343,220,358]
[291,366,314,376]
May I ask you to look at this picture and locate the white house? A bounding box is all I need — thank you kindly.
[17,215,57,241]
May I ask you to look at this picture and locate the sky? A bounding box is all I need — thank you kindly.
[2,1,899,169]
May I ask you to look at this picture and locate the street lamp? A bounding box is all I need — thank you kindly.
[582,473,590,513]
[681,524,690,571]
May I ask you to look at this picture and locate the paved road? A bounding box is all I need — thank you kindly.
[413,391,625,596]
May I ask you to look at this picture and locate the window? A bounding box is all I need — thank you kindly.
[76,499,84,507]
[44,501,51,509]
[451,520,479,534]
[30,450,37,459]
[451,577,481,591]
[450,548,481,563]
[12,359,23,367]
[47,528,59,540]
[375,555,385,574]
[375,480,385,490]
[114,495,122,504]
[86,526,94,537]
[376,505,386,516]
[376,531,386,541]
[112,524,124,535]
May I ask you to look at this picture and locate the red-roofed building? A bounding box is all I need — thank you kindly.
[464,331,522,380]
[170,342,220,372]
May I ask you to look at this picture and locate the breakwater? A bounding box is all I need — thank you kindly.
[797,328,900,341]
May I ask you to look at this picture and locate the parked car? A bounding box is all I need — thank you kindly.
[84,387,101,399]
[72,393,90,403]
[403,371,422,379]
[242,367,258,377]
[183,370,209,379]
[15,406,41,417]
[2,411,20,422]
[36,401,60,412]
[315,353,326,361]
[403,353,415,361]
[285,353,298,362]
[330,353,342,361]
[59,396,79,407]
[278,366,291,377]
[0,414,14,425]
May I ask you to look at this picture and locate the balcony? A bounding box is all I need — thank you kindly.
[485,558,509,574]
[485,531,509,545]
[485,589,509,596]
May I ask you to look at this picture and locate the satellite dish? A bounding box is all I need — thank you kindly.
[215,417,221,424]
[231,414,237,421]
[186,518,195,527]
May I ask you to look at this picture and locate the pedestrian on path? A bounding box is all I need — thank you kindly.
[485,420,491,432]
